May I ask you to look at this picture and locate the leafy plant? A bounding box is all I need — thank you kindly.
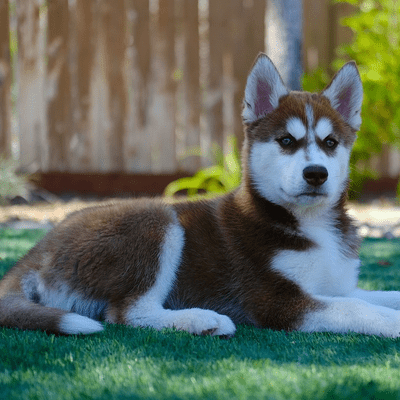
[164,137,241,197]
[0,157,29,204]
[303,0,400,198]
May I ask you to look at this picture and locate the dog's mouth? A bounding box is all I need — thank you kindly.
[280,188,328,203]
[296,192,327,198]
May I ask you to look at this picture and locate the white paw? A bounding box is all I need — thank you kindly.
[171,308,236,336]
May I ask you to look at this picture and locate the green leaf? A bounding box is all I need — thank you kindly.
[165,137,241,198]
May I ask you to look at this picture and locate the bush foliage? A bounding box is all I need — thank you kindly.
[164,137,241,197]
[0,158,28,204]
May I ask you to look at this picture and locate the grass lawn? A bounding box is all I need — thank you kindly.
[1,229,400,399]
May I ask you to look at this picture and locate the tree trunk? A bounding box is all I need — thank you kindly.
[266,0,303,90]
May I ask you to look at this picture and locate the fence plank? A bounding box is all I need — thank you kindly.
[0,0,10,158]
[125,0,152,172]
[103,0,127,172]
[208,0,228,151]
[88,0,127,172]
[132,0,151,128]
[231,0,266,149]
[69,0,93,171]
[181,0,200,172]
[332,2,355,55]
[303,0,332,72]
[149,0,176,173]
[17,0,46,172]
[88,1,110,172]
[47,0,71,171]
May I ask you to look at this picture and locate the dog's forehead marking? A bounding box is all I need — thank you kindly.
[315,117,333,140]
[305,104,314,132]
[286,117,306,140]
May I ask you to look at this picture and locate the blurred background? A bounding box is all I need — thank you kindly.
[0,0,399,204]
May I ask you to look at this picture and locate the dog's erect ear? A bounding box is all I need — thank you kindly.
[321,62,363,131]
[242,53,289,124]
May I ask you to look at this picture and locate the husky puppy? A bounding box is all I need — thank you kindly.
[2,54,400,337]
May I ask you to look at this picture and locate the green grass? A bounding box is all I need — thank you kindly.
[1,230,400,399]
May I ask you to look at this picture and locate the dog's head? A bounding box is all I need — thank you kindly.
[242,54,363,214]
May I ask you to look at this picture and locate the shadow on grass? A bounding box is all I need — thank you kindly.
[2,321,400,370]
[2,231,400,399]
[3,323,400,400]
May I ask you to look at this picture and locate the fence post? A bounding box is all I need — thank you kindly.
[0,0,10,158]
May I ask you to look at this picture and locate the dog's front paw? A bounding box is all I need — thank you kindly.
[172,308,236,337]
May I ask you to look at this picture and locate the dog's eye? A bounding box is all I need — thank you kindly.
[278,136,295,147]
[324,138,338,149]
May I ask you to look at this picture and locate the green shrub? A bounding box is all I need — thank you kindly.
[164,137,241,197]
[0,158,29,204]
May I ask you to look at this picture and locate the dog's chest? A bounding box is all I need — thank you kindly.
[270,219,359,296]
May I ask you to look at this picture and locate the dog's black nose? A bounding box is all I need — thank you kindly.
[303,165,328,186]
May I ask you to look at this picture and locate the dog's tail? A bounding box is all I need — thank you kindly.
[0,295,104,335]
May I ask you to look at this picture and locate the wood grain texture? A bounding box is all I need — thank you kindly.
[0,0,10,158]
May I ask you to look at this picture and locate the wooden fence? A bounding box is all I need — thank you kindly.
[0,0,396,182]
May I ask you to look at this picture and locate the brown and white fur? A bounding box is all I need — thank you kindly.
[2,54,400,337]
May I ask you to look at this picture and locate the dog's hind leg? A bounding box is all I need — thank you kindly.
[117,221,236,336]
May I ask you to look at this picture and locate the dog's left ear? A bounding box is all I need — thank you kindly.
[242,53,289,124]
[321,62,363,131]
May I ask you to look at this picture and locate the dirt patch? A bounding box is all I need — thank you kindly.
[0,198,398,223]
[347,202,400,225]
[0,200,103,223]
[0,198,400,235]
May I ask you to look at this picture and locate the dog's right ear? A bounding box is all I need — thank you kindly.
[242,53,289,124]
